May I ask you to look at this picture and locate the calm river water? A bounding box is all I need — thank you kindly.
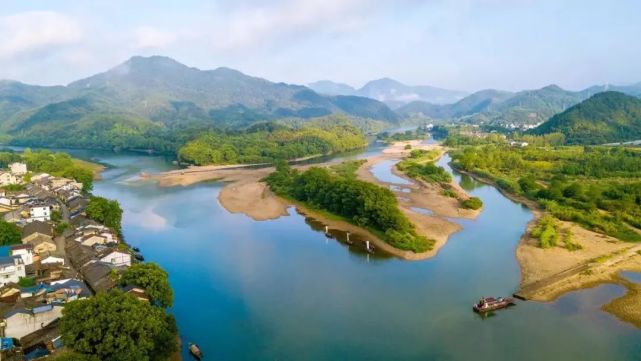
[18,144,641,360]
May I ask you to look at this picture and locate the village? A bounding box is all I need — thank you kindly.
[0,161,148,359]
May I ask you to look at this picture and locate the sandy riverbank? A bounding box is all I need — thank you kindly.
[457,167,641,328]
[150,140,480,260]
[356,140,481,259]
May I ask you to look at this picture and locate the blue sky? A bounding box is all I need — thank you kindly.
[1,0,640,91]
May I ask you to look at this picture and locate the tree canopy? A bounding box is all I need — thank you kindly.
[265,164,433,252]
[450,145,641,242]
[60,290,177,361]
[178,118,367,165]
[0,220,21,245]
[86,196,123,234]
[121,263,173,308]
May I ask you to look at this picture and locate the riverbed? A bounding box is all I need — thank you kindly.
[21,145,641,360]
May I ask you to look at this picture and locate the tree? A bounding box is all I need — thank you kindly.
[51,351,99,361]
[18,277,36,287]
[86,196,123,234]
[121,263,173,308]
[51,210,62,222]
[0,220,21,245]
[60,290,177,361]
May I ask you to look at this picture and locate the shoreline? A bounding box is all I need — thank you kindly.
[454,166,641,328]
[149,140,479,261]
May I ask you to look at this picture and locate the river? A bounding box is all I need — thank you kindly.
[11,144,641,360]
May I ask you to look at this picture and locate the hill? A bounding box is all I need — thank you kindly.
[529,91,641,144]
[397,89,514,119]
[0,56,398,150]
[308,80,355,96]
[308,78,467,108]
[397,84,619,126]
[353,78,467,108]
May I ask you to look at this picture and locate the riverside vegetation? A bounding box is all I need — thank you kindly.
[178,117,367,165]
[0,148,96,190]
[265,162,433,253]
[396,149,483,210]
[450,143,641,245]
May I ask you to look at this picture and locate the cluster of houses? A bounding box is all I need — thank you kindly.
[0,162,146,358]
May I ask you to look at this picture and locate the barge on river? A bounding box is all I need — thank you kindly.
[473,296,515,313]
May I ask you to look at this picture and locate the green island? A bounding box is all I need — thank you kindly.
[178,117,368,165]
[265,162,433,253]
[376,125,430,143]
[450,143,641,244]
[396,149,483,209]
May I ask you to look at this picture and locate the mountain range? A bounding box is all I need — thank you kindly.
[308,78,468,108]
[2,55,641,150]
[0,56,398,138]
[396,83,641,126]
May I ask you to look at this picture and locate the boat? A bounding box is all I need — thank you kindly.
[132,247,140,252]
[189,343,203,359]
[134,254,144,261]
[473,296,515,313]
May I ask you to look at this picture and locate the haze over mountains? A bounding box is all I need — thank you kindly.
[396,83,641,126]
[308,78,468,108]
[0,55,640,150]
[0,56,398,136]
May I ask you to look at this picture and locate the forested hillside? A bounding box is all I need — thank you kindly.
[178,117,367,165]
[529,91,641,144]
[0,56,397,152]
[398,84,641,126]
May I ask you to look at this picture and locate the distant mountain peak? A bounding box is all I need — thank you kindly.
[307,80,355,96]
[541,84,564,92]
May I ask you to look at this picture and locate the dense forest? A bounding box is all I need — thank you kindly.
[265,163,433,253]
[178,117,368,165]
[450,145,641,242]
[529,91,641,145]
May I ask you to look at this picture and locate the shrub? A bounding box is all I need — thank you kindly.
[462,197,483,210]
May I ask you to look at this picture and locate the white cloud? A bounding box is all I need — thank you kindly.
[134,26,177,49]
[209,0,368,51]
[0,11,83,59]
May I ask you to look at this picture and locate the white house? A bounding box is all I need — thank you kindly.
[0,256,26,286]
[0,172,18,186]
[9,245,34,266]
[29,205,51,222]
[9,163,27,176]
[99,250,131,267]
[40,252,65,266]
[2,303,64,339]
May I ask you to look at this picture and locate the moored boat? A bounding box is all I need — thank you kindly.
[473,296,515,313]
[189,343,203,359]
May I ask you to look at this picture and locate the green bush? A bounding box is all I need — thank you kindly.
[462,197,483,210]
[18,277,36,287]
